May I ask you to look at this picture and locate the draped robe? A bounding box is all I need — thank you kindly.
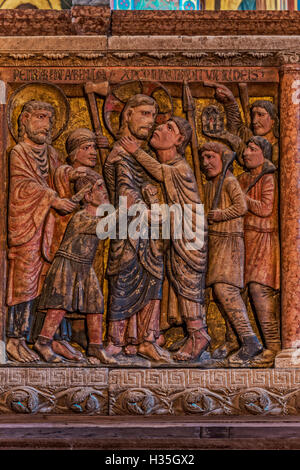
[7,142,60,306]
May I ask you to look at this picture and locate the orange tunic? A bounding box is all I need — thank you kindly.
[238,170,280,290]
[7,142,60,306]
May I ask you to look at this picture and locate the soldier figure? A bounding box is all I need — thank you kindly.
[199,142,263,366]
[239,136,281,367]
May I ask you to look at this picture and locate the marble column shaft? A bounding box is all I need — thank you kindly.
[279,64,300,350]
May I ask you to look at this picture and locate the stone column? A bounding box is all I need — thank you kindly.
[0,81,7,363]
[275,63,300,368]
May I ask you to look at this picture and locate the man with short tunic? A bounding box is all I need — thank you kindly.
[31,128,108,360]
[199,141,263,366]
[238,136,280,366]
[6,100,77,363]
[33,172,116,365]
[120,116,209,362]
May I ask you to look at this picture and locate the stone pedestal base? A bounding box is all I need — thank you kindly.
[275,349,300,368]
[1,366,300,416]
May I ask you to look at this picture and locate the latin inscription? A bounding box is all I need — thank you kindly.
[11,67,278,83]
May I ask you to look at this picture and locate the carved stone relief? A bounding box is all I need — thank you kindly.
[0,21,299,415]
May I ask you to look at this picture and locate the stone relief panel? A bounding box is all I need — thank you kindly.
[1,72,281,373]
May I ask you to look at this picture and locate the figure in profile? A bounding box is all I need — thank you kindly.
[120,116,209,362]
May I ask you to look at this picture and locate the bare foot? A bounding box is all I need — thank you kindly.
[87,344,117,365]
[6,338,25,362]
[173,331,209,362]
[34,338,65,363]
[52,340,84,362]
[124,345,137,356]
[87,356,101,365]
[138,342,171,363]
[19,340,40,362]
[7,338,39,363]
[105,343,122,356]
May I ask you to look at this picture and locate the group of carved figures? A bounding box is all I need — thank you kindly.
[5,80,280,368]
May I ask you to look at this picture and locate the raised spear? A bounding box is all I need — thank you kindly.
[183,80,204,200]
[84,80,110,171]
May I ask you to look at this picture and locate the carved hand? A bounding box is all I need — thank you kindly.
[119,136,140,155]
[207,209,223,222]
[69,166,88,181]
[142,184,159,205]
[107,146,122,164]
[95,132,109,149]
[214,84,235,104]
[52,197,77,214]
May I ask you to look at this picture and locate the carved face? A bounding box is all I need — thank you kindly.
[200,150,223,179]
[74,141,98,168]
[23,109,53,145]
[243,141,264,169]
[150,120,184,161]
[86,179,109,207]
[127,104,156,140]
[251,106,274,136]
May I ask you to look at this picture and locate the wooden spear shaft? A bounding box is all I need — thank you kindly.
[85,89,107,171]
[183,81,204,201]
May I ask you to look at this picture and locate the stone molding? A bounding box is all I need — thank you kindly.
[1,367,300,416]
[0,10,300,37]
[0,39,299,67]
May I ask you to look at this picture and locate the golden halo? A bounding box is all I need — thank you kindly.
[7,82,70,142]
[103,80,174,138]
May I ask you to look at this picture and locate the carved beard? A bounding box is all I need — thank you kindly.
[25,122,52,145]
[128,121,152,141]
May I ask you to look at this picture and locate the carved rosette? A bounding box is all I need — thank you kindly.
[0,386,107,414]
[110,385,300,416]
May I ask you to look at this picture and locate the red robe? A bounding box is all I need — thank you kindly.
[238,169,280,290]
[7,142,60,306]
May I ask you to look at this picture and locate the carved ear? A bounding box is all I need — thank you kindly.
[176,134,185,145]
[123,108,132,123]
[84,189,93,203]
[20,111,30,125]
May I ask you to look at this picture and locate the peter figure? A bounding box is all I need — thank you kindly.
[6,100,77,363]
